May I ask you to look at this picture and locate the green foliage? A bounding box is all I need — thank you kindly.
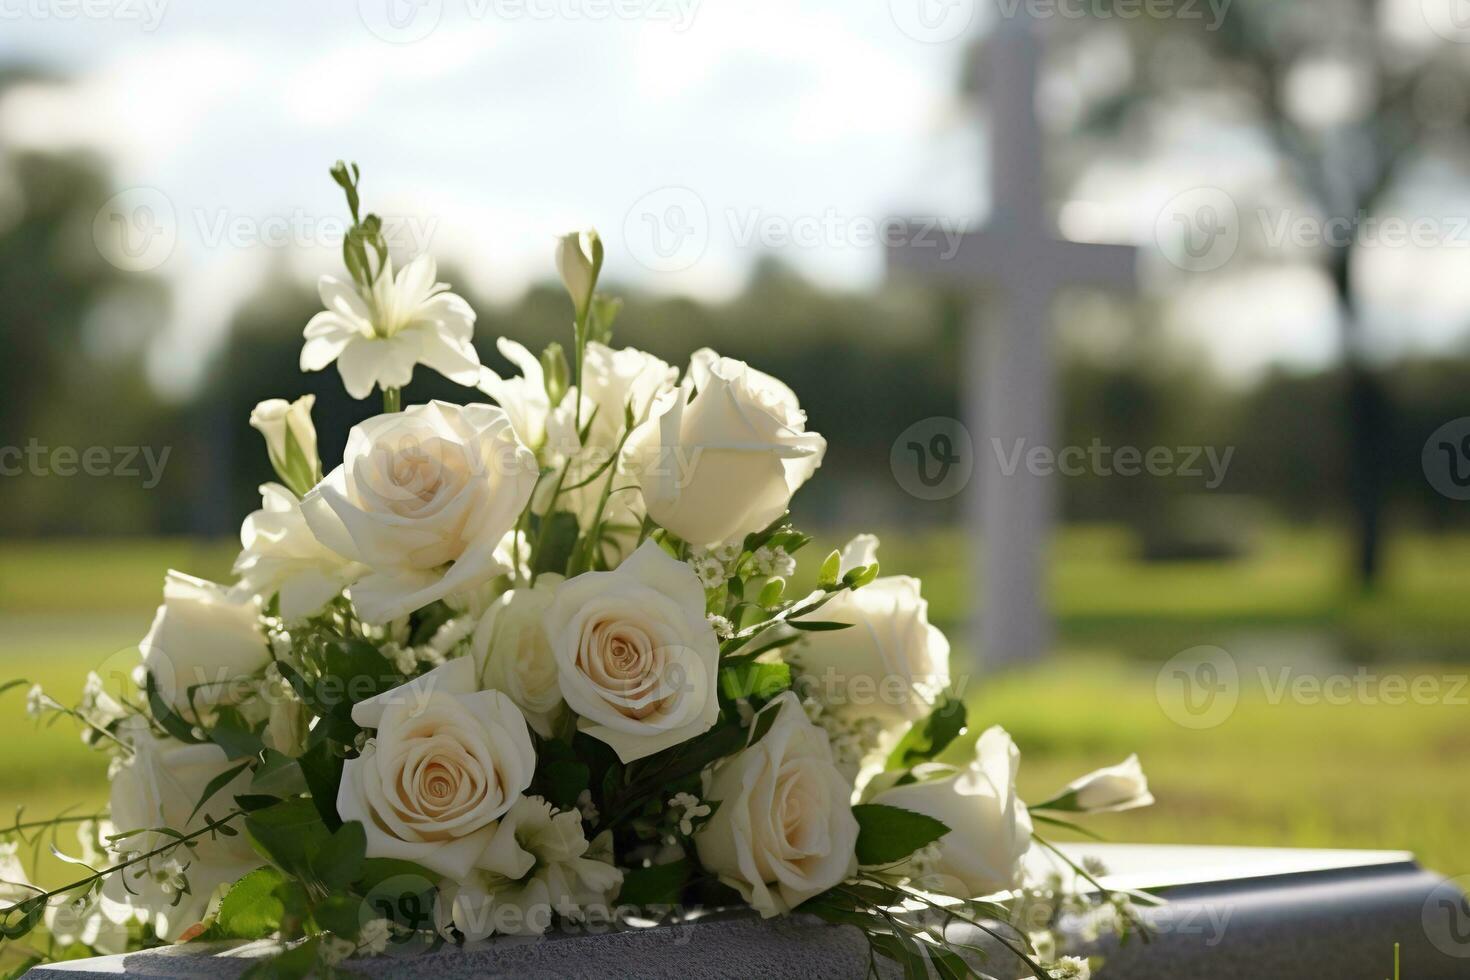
[199,867,291,941]
[532,511,580,577]
[851,804,948,867]
[886,695,967,771]
[617,858,690,907]
[245,798,333,880]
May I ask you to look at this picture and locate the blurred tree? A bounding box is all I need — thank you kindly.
[1035,0,1470,585]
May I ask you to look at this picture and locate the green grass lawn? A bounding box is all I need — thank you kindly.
[1,527,1466,888]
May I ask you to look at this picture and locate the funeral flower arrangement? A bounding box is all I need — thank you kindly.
[1,166,1157,980]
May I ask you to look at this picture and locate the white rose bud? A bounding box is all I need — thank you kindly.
[100,722,260,941]
[337,659,536,879]
[470,580,567,738]
[249,395,321,497]
[792,566,949,730]
[301,401,537,624]
[627,349,825,547]
[695,692,859,916]
[870,726,1033,898]
[1048,754,1153,814]
[140,571,269,716]
[554,229,602,321]
[542,540,720,762]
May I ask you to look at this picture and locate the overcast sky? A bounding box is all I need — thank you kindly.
[2,0,1468,396]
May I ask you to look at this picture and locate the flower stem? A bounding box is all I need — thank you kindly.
[382,387,401,413]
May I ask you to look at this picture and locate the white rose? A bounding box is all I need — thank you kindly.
[1051,754,1153,813]
[870,726,1033,898]
[437,795,623,940]
[301,400,537,624]
[99,723,259,941]
[140,571,269,715]
[233,483,364,622]
[338,658,536,880]
[470,580,567,739]
[249,395,320,495]
[694,692,859,916]
[627,349,825,547]
[542,540,719,762]
[792,542,949,729]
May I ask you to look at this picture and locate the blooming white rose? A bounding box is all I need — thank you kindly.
[249,395,320,495]
[470,580,566,738]
[792,539,949,731]
[300,255,481,399]
[628,349,825,547]
[301,401,537,624]
[140,571,269,715]
[1051,754,1153,814]
[542,540,719,762]
[233,483,364,622]
[694,692,859,916]
[338,658,536,880]
[437,795,623,940]
[870,726,1033,898]
[99,723,259,942]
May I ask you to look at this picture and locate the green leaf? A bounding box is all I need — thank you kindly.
[297,740,345,831]
[617,858,690,906]
[356,857,438,893]
[209,706,264,760]
[533,511,580,576]
[842,562,880,589]
[757,577,785,607]
[816,549,842,587]
[540,759,590,810]
[250,750,309,798]
[886,695,967,770]
[311,895,363,940]
[197,867,286,941]
[188,759,251,824]
[788,620,853,632]
[0,894,45,941]
[312,821,367,890]
[245,798,331,879]
[719,661,791,701]
[145,672,204,744]
[852,803,949,867]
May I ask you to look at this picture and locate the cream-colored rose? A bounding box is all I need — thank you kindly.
[301,400,536,624]
[627,349,825,547]
[870,726,1033,898]
[470,580,566,738]
[233,482,364,622]
[437,795,623,940]
[249,395,320,495]
[140,571,269,715]
[542,540,719,762]
[1052,754,1153,813]
[792,539,949,731]
[99,722,259,942]
[338,658,536,880]
[694,692,858,916]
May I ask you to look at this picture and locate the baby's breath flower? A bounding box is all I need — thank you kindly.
[707,614,734,639]
[1048,956,1091,980]
[358,919,391,956]
[667,792,712,836]
[576,789,600,825]
[25,684,48,720]
[713,543,740,564]
[319,934,357,966]
[693,557,724,590]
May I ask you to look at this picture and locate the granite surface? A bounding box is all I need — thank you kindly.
[24,844,1470,979]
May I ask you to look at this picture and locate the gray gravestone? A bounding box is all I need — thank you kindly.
[886,7,1137,670]
[26,845,1469,979]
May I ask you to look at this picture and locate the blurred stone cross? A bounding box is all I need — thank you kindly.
[886,8,1137,669]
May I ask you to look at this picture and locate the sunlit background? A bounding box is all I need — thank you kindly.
[3,0,1470,900]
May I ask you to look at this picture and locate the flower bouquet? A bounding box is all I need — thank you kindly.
[2,165,1157,980]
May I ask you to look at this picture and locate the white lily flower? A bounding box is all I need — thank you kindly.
[300,254,481,399]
